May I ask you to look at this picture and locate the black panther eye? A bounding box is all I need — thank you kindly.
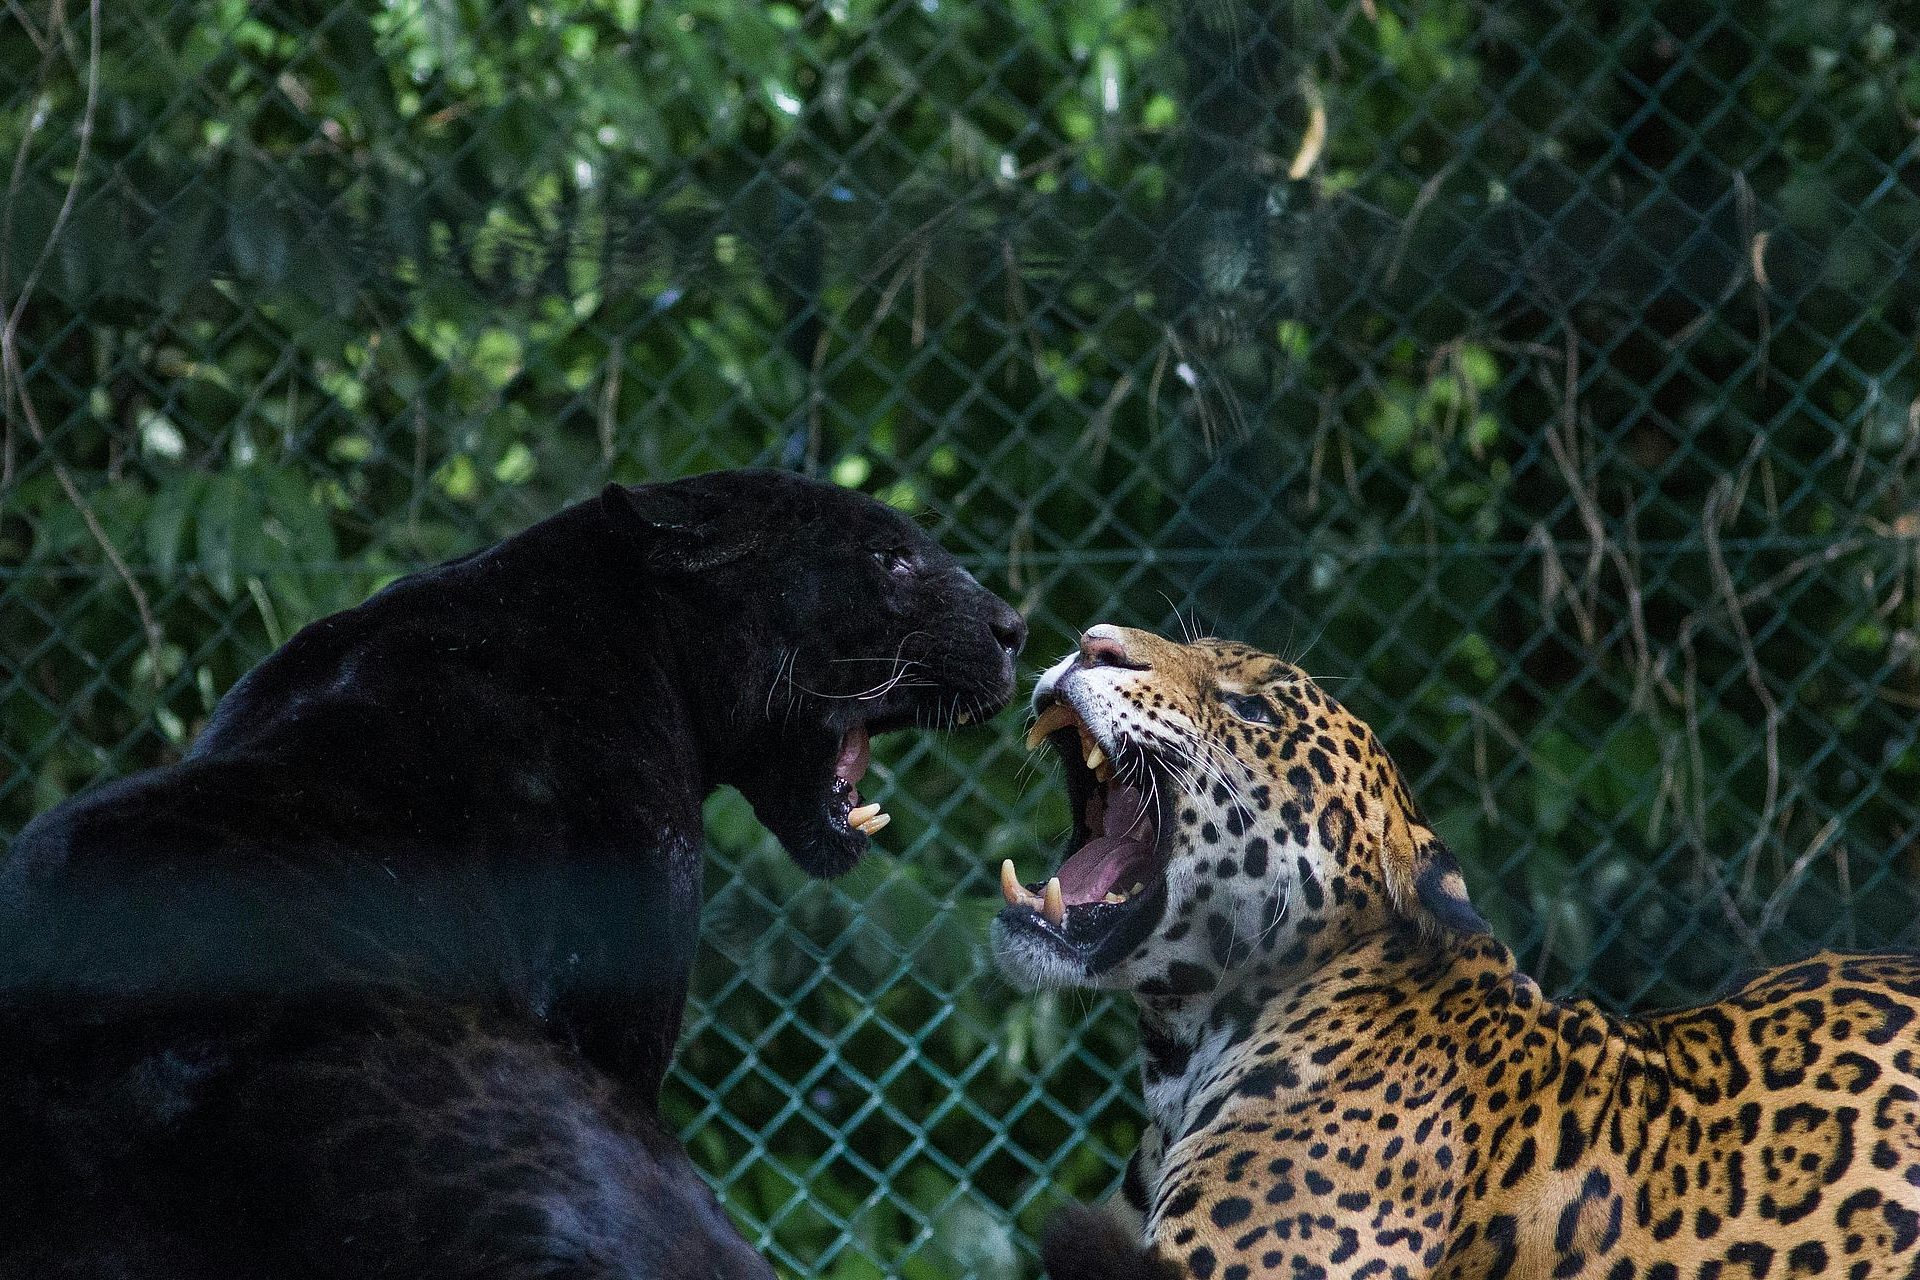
[872,548,914,576]
[1224,692,1281,727]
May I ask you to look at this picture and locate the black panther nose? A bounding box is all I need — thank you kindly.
[989,601,1027,658]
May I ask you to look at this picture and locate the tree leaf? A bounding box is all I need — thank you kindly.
[145,475,203,579]
[195,474,240,600]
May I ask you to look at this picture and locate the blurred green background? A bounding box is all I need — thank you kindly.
[4,0,1918,1274]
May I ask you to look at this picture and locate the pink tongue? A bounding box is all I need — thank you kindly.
[1101,784,1147,839]
[834,724,871,784]
[1055,783,1155,905]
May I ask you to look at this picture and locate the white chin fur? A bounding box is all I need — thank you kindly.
[990,916,1088,991]
[1029,650,1079,711]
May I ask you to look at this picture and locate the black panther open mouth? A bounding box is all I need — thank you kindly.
[781,673,1013,876]
[997,693,1172,964]
[823,701,989,840]
[827,720,886,837]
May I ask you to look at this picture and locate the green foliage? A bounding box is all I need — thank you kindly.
[5,0,1919,1275]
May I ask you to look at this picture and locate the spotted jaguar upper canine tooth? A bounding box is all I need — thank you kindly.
[847,802,882,828]
[1103,891,1128,904]
[1024,703,1077,750]
[1084,743,1107,772]
[855,811,891,836]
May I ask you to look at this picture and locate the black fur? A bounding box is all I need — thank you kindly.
[0,469,1024,1279]
[1040,1204,1185,1280]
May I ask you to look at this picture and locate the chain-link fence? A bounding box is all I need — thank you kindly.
[4,0,1918,1274]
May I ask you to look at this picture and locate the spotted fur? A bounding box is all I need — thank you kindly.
[997,627,1920,1280]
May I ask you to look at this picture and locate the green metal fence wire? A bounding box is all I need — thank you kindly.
[4,0,1918,1273]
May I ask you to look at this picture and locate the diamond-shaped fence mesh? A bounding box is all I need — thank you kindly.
[4,0,1918,1273]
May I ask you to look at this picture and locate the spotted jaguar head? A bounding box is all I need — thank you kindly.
[992,625,1486,1000]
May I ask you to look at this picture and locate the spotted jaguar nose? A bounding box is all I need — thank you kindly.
[1077,626,1146,671]
[1072,624,1165,675]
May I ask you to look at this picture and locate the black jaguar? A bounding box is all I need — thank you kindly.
[0,469,1025,1279]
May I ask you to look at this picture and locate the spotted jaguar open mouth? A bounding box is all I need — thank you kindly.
[998,694,1171,966]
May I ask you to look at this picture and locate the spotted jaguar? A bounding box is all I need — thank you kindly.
[995,625,1920,1280]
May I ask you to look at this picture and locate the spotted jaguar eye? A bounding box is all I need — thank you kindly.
[1224,692,1281,727]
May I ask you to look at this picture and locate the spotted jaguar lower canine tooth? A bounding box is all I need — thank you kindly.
[855,811,891,835]
[1103,891,1128,904]
[957,710,973,725]
[1042,877,1065,926]
[1001,859,1043,911]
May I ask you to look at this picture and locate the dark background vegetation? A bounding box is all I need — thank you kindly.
[4,0,1917,1274]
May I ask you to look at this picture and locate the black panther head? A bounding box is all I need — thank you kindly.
[601,470,1025,876]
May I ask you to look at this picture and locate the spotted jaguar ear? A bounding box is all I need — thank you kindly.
[1382,812,1490,937]
[600,482,763,573]
[1410,832,1489,936]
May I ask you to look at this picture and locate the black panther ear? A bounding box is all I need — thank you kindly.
[600,482,700,533]
[599,483,763,573]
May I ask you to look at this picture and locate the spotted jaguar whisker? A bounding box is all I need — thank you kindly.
[1158,732,1256,833]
